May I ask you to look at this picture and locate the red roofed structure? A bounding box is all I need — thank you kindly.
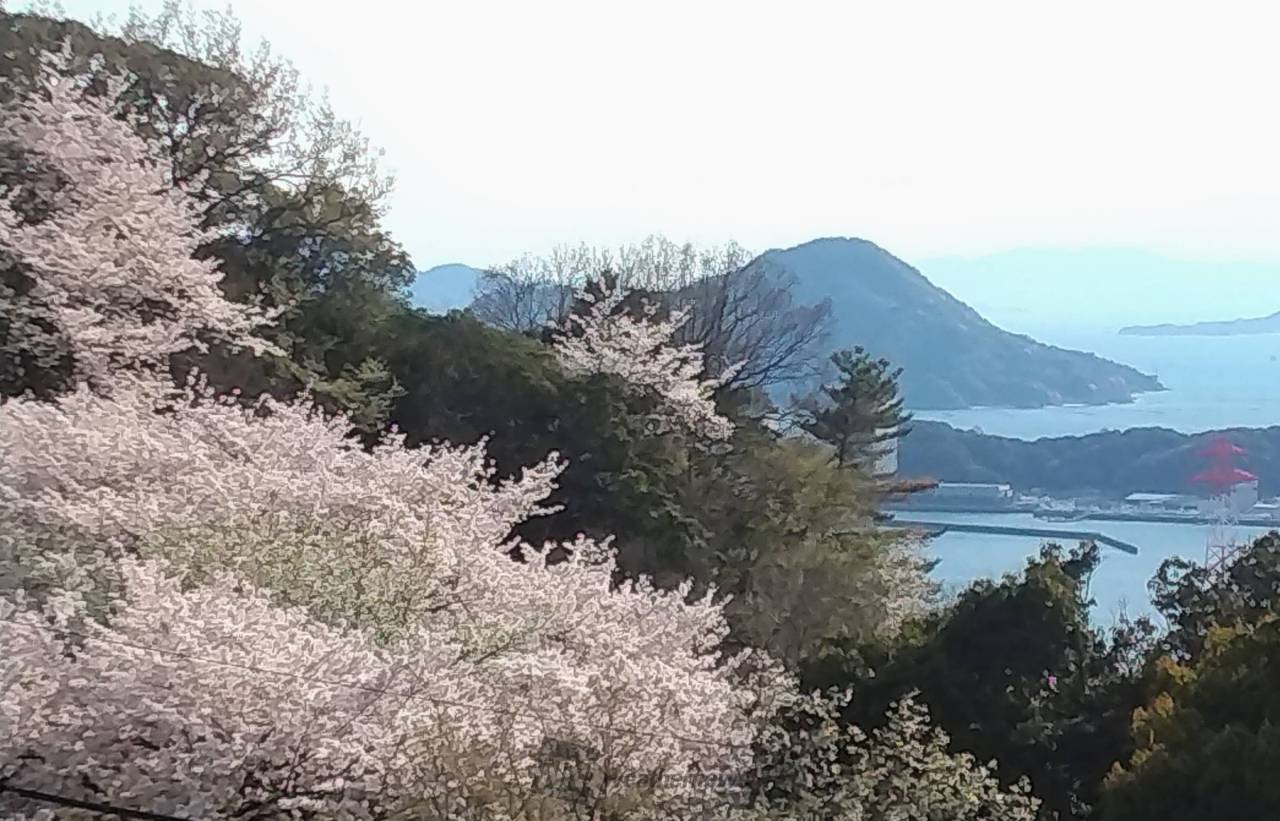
[1191,436,1257,493]
[1199,437,1247,460]
[1191,436,1258,573]
[1192,464,1259,491]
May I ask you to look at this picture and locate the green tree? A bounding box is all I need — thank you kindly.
[805,543,1154,821]
[690,431,931,667]
[366,308,933,657]
[1099,534,1280,820]
[1149,532,1280,659]
[2,6,412,428]
[797,346,912,471]
[1104,617,1280,821]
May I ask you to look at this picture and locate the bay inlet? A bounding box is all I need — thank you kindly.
[909,511,1275,624]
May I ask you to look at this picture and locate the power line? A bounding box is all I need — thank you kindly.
[0,782,190,820]
[1,615,751,751]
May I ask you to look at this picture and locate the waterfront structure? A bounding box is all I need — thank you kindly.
[1192,437,1258,574]
[872,434,899,478]
[1123,492,1200,512]
[888,519,1139,556]
[903,481,1016,511]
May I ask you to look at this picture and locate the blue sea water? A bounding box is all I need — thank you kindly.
[907,329,1280,621]
[915,330,1280,439]
[909,511,1274,624]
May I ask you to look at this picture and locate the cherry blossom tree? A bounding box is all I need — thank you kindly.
[0,47,276,394]
[0,370,792,818]
[552,277,739,441]
[0,370,787,737]
[0,48,787,817]
[749,689,1041,820]
[473,236,831,394]
[0,44,1037,821]
[2,550,791,818]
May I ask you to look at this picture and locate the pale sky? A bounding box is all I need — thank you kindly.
[33,0,1280,326]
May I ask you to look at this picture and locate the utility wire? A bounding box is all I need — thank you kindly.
[1,615,753,751]
[0,782,191,820]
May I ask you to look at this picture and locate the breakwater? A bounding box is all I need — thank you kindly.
[1040,510,1280,528]
[887,503,1280,530]
[887,519,1140,555]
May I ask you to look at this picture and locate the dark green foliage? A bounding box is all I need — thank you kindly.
[371,309,708,586]
[1103,615,1280,821]
[1149,532,1280,659]
[901,420,1280,498]
[371,310,901,625]
[182,176,414,428]
[805,544,1155,820]
[797,346,912,470]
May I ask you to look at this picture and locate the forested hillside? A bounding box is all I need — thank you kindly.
[901,420,1280,497]
[764,238,1164,409]
[2,5,1280,821]
[451,237,1165,410]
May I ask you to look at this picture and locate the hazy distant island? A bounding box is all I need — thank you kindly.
[410,263,484,314]
[411,237,1166,411]
[1120,310,1280,337]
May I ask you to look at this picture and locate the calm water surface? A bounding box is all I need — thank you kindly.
[916,332,1280,439]
[910,511,1275,623]
[902,330,1280,619]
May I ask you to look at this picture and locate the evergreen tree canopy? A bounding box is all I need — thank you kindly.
[798,346,912,471]
[804,543,1155,821]
[1149,532,1280,660]
[1104,615,1280,821]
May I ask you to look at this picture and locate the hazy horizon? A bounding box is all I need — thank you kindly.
[418,241,1280,333]
[40,0,1280,329]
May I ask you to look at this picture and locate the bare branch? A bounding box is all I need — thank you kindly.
[473,235,833,392]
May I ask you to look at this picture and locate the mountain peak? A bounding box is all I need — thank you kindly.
[761,240,1163,410]
[410,264,483,313]
[409,237,1165,412]
[772,236,901,261]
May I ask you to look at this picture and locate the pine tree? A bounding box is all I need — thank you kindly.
[799,347,912,471]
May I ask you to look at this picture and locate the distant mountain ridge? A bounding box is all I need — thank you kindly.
[410,238,1166,411]
[899,420,1280,498]
[410,264,482,313]
[1120,311,1280,337]
[763,238,1164,410]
